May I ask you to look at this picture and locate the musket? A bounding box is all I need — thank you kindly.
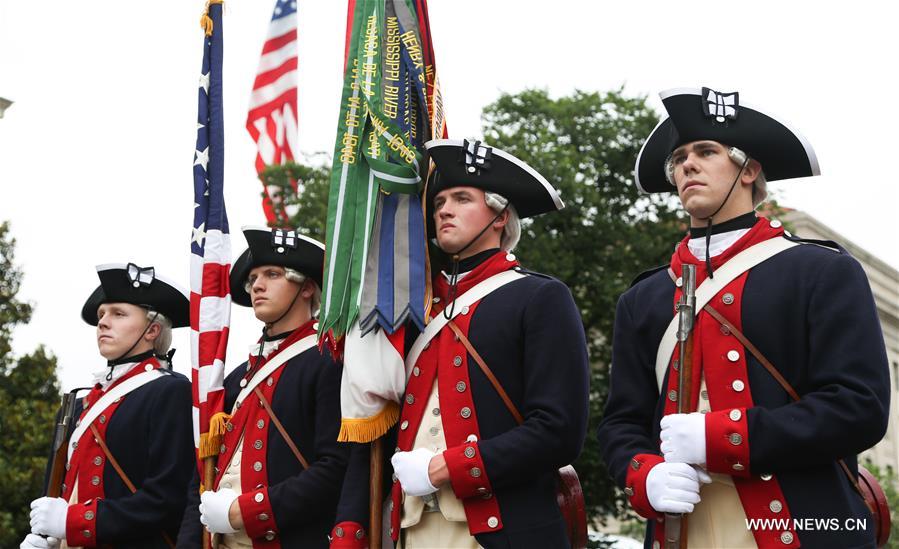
[665,264,697,549]
[46,391,79,498]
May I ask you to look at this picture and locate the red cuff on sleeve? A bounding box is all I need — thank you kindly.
[624,454,664,520]
[705,407,751,477]
[66,498,100,548]
[237,487,278,541]
[330,521,368,548]
[444,442,494,501]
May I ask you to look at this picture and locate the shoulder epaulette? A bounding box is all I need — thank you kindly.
[783,233,842,253]
[512,266,554,280]
[630,265,668,288]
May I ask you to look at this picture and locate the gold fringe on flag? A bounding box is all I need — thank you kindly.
[199,0,225,37]
[337,401,400,443]
[198,411,232,460]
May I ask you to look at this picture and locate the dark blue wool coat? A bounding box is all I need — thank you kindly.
[335,266,590,549]
[598,238,890,549]
[178,345,348,548]
[48,370,195,548]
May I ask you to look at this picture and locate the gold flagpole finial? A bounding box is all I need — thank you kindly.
[200,0,225,37]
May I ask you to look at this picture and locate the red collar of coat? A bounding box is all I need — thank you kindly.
[670,216,785,284]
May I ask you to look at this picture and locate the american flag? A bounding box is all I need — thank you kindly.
[246,0,299,225]
[191,1,231,466]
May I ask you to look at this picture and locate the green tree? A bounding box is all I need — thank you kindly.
[0,221,61,546]
[479,88,685,521]
[260,158,331,237]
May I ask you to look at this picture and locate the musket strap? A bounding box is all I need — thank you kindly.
[655,238,798,390]
[444,320,589,546]
[446,321,523,425]
[701,305,800,401]
[88,423,175,548]
[700,305,869,506]
[406,269,525,376]
[252,386,310,470]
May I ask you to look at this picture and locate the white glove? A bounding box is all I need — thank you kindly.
[646,462,712,514]
[660,412,707,465]
[20,534,60,549]
[199,488,239,534]
[391,448,438,497]
[29,497,68,540]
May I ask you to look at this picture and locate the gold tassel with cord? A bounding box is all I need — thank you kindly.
[338,401,400,443]
[199,0,225,37]
[198,411,232,459]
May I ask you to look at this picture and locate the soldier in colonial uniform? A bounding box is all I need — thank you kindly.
[178,227,348,549]
[24,263,195,549]
[597,88,891,548]
[330,139,590,548]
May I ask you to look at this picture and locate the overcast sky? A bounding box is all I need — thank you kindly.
[1,1,896,390]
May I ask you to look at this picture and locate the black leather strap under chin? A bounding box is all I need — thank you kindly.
[700,157,750,279]
[253,284,305,367]
[441,206,508,320]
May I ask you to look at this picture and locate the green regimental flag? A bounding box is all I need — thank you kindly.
[320,0,424,346]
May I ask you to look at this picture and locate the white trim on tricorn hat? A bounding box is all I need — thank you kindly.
[82,263,190,327]
[229,225,325,307]
[635,87,820,194]
[424,138,564,223]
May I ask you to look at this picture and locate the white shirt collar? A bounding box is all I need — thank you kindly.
[688,228,751,260]
[440,270,471,283]
[90,361,140,390]
[248,337,286,359]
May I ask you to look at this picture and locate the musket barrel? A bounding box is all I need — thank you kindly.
[667,264,697,548]
[46,391,78,497]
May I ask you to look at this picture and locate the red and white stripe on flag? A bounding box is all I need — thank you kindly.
[190,230,231,457]
[246,0,299,224]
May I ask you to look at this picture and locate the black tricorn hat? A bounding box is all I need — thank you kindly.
[229,226,325,307]
[81,263,190,327]
[635,87,820,194]
[423,139,564,237]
